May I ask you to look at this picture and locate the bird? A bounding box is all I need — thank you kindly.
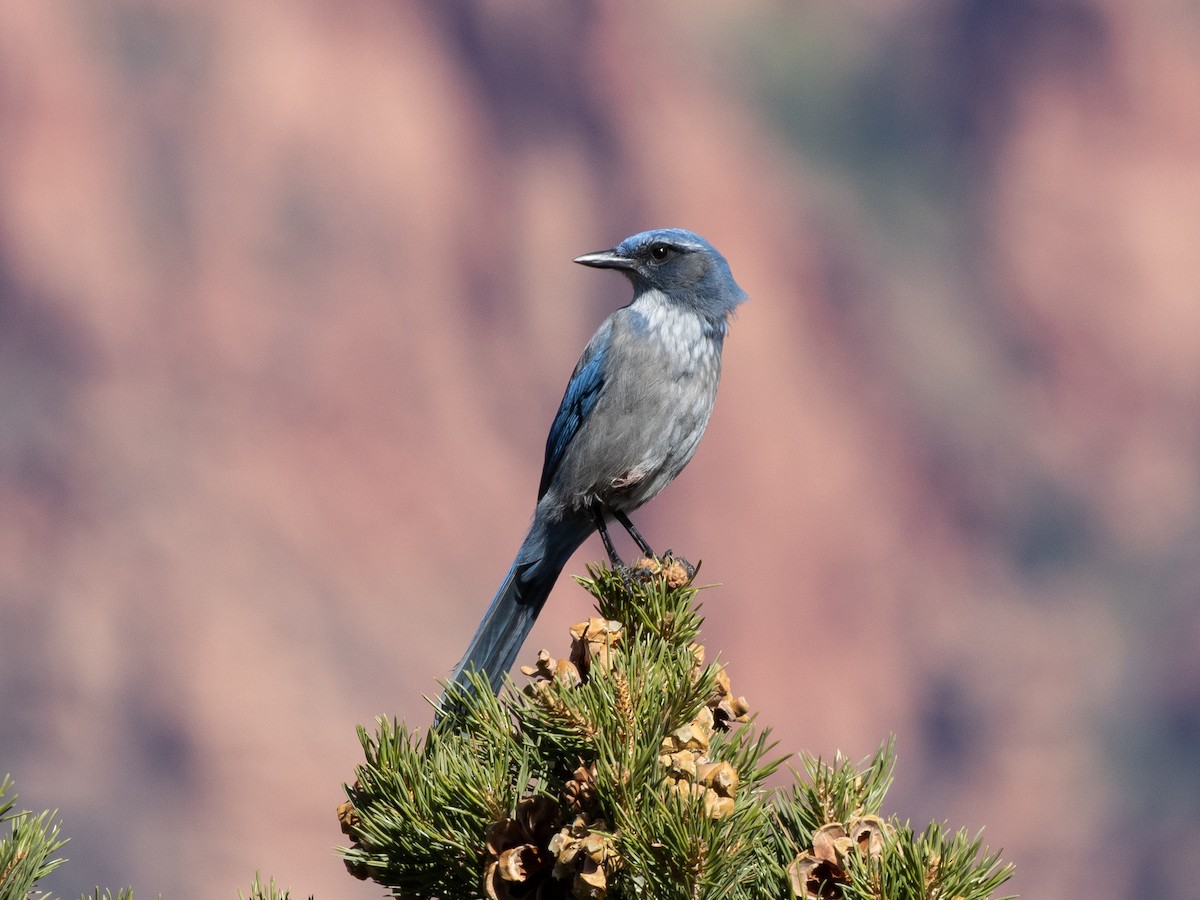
[448,228,747,697]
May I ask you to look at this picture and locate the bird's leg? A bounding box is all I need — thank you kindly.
[591,505,625,568]
[613,510,655,559]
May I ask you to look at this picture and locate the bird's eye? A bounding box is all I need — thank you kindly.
[648,242,672,262]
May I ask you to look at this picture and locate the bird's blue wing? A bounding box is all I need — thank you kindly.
[538,322,610,500]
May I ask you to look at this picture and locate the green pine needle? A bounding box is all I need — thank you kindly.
[0,772,68,900]
[239,871,312,900]
[841,822,1016,900]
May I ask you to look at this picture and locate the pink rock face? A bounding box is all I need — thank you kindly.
[0,3,1197,899]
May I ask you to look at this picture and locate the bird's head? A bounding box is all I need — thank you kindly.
[574,228,747,322]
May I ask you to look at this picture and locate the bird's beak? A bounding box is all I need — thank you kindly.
[573,248,637,270]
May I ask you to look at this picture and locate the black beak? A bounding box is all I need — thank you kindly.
[573,248,637,270]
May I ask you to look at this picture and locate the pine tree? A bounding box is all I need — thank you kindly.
[338,556,1015,900]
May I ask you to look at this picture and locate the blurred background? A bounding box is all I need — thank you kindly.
[2,0,1199,897]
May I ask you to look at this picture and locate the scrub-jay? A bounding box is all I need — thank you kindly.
[450,228,746,695]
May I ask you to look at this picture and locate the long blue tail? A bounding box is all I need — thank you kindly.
[449,557,545,694]
[447,514,594,696]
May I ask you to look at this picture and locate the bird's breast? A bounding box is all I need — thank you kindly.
[631,293,724,378]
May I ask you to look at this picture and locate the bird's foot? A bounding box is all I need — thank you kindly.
[622,551,696,590]
[662,551,697,582]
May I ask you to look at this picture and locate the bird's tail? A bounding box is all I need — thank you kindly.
[448,557,545,696]
[446,515,593,699]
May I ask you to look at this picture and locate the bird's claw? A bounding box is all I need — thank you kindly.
[615,551,696,590]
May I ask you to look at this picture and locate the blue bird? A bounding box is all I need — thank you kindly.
[449,228,747,695]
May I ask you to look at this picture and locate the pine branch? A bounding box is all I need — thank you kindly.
[0,772,68,900]
[338,554,1016,899]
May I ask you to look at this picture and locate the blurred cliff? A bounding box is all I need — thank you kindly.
[1,1,1198,897]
